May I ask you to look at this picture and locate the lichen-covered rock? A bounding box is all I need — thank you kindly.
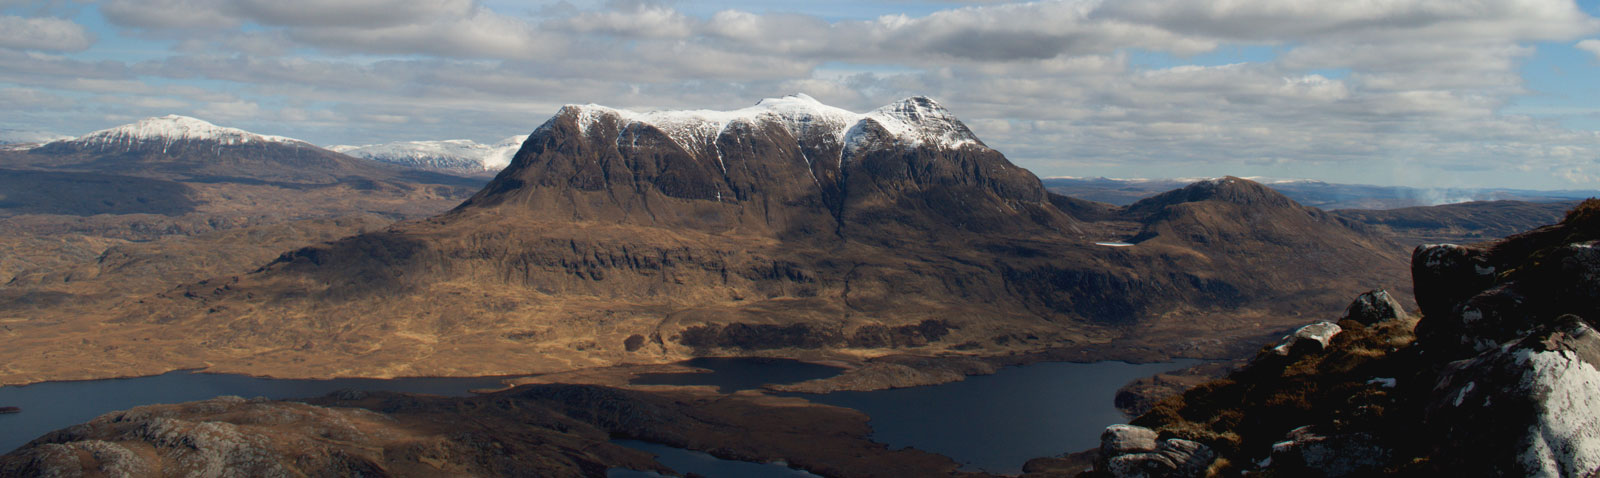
[1267,426,1390,477]
[1099,424,1159,467]
[1342,288,1409,325]
[1270,321,1342,356]
[1412,243,1500,352]
[1411,243,1497,318]
[1104,438,1215,478]
[1427,315,1600,477]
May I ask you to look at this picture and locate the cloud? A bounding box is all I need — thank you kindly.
[561,3,695,39]
[285,8,564,60]
[0,15,94,51]
[102,0,237,29]
[1094,0,1599,43]
[228,0,475,28]
[1580,39,1600,60]
[5,0,1600,188]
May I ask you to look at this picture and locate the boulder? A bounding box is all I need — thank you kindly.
[1411,243,1498,350]
[1270,321,1342,357]
[1100,424,1159,463]
[1104,438,1215,478]
[1341,288,1409,325]
[1426,315,1600,477]
[1267,426,1390,477]
[1411,243,1497,318]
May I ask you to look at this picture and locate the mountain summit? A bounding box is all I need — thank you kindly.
[19,114,465,185]
[465,94,1056,240]
[59,115,309,151]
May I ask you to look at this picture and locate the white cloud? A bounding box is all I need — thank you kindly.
[286,8,564,60]
[0,15,94,52]
[1580,39,1600,60]
[561,3,695,38]
[4,0,1600,188]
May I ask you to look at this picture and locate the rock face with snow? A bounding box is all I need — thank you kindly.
[331,135,526,177]
[462,93,1059,239]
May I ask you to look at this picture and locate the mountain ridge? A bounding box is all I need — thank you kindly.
[0,96,1411,389]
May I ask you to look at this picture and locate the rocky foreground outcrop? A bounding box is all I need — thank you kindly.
[1064,199,1600,477]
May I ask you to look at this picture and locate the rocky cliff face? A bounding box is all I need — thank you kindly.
[1078,199,1600,478]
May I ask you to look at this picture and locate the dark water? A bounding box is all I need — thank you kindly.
[3,358,1199,476]
[629,357,1202,474]
[606,439,821,478]
[0,370,510,454]
[628,357,844,393]
[799,359,1203,474]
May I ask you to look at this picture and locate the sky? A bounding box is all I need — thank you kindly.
[2,0,1599,190]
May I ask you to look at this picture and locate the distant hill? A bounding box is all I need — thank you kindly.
[1043,176,1598,210]
[330,135,527,177]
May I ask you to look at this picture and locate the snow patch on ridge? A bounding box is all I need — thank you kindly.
[67,115,307,150]
[548,94,984,160]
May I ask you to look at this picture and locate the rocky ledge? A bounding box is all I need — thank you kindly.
[1046,198,1600,477]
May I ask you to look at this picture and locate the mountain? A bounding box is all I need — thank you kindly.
[1043,176,1600,210]
[0,96,1408,387]
[330,135,527,177]
[17,115,466,186]
[0,114,484,217]
[0,115,486,332]
[1081,199,1600,477]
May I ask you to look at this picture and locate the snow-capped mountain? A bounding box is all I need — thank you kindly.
[329,136,526,176]
[20,115,429,185]
[556,93,985,163]
[55,115,310,152]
